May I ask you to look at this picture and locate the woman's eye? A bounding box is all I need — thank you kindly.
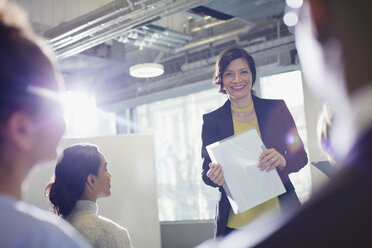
[241,70,249,74]
[224,72,232,77]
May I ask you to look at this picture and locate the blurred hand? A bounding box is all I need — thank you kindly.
[257,148,286,172]
[207,163,224,186]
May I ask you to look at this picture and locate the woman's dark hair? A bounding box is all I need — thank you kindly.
[0,2,60,145]
[213,46,256,94]
[45,144,101,218]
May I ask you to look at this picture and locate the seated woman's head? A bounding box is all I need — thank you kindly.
[46,144,111,218]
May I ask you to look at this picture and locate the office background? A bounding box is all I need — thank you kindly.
[13,0,330,247]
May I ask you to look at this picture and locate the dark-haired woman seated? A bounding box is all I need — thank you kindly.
[46,144,133,248]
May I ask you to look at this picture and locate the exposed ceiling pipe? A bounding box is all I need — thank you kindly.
[145,24,193,41]
[50,7,142,50]
[116,24,191,52]
[45,0,135,42]
[45,0,210,59]
[125,38,174,53]
[130,25,191,45]
[191,18,237,32]
[175,25,252,53]
[125,33,183,50]
[152,33,188,45]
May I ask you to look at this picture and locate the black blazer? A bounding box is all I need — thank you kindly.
[201,95,308,237]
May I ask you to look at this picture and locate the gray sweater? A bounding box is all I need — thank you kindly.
[66,200,133,248]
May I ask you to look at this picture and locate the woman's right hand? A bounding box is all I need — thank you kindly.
[207,163,224,186]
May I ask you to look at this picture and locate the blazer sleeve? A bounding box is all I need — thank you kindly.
[201,114,220,188]
[279,100,308,175]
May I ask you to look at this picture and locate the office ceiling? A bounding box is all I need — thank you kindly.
[14,0,295,112]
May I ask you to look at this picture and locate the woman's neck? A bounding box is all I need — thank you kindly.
[229,94,253,108]
[0,157,31,200]
[80,190,98,202]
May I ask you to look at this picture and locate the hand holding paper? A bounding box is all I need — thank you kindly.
[207,163,224,186]
[258,148,287,172]
[206,129,286,214]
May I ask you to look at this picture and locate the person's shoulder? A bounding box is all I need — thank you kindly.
[203,100,230,121]
[253,95,285,105]
[0,196,90,247]
[71,212,128,234]
[97,215,129,233]
[92,215,132,247]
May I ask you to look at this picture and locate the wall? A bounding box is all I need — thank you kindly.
[160,220,214,248]
[23,134,161,248]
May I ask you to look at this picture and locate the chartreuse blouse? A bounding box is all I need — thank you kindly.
[227,102,281,229]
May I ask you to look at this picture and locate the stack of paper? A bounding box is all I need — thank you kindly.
[206,129,286,214]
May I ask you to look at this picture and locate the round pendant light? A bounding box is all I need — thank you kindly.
[129,63,164,78]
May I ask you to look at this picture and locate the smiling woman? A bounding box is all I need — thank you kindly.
[201,46,308,237]
[45,143,133,248]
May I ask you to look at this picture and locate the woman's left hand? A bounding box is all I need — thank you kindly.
[257,148,286,172]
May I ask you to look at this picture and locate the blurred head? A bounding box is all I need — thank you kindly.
[295,0,372,159]
[0,2,65,165]
[295,0,372,106]
[214,46,256,95]
[46,144,111,218]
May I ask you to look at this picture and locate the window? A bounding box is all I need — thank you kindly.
[136,89,225,221]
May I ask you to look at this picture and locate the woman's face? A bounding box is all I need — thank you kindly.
[95,152,112,198]
[222,58,253,101]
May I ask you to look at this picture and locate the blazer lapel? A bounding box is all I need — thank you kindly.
[218,100,234,139]
[252,95,270,147]
[252,95,265,132]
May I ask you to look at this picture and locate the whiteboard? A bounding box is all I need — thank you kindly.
[23,134,161,248]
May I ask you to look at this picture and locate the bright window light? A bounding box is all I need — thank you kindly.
[61,91,99,138]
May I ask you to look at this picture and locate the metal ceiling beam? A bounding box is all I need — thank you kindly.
[45,0,210,59]
[174,25,252,53]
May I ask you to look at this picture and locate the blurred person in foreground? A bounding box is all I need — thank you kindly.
[45,144,133,248]
[0,1,90,247]
[201,46,308,238]
[197,0,372,247]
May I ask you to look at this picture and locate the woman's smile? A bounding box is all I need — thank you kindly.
[231,85,246,91]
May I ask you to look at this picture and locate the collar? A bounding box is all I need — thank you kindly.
[231,101,254,113]
[74,200,98,215]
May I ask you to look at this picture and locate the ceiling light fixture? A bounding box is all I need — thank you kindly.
[129,63,164,78]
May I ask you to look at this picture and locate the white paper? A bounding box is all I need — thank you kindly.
[207,129,286,214]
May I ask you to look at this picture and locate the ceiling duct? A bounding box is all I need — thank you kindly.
[190,6,234,20]
[115,24,192,53]
[45,0,210,59]
[174,25,252,53]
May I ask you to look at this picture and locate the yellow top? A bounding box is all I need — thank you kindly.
[227,103,281,229]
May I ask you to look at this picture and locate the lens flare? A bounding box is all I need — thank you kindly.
[286,127,302,153]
